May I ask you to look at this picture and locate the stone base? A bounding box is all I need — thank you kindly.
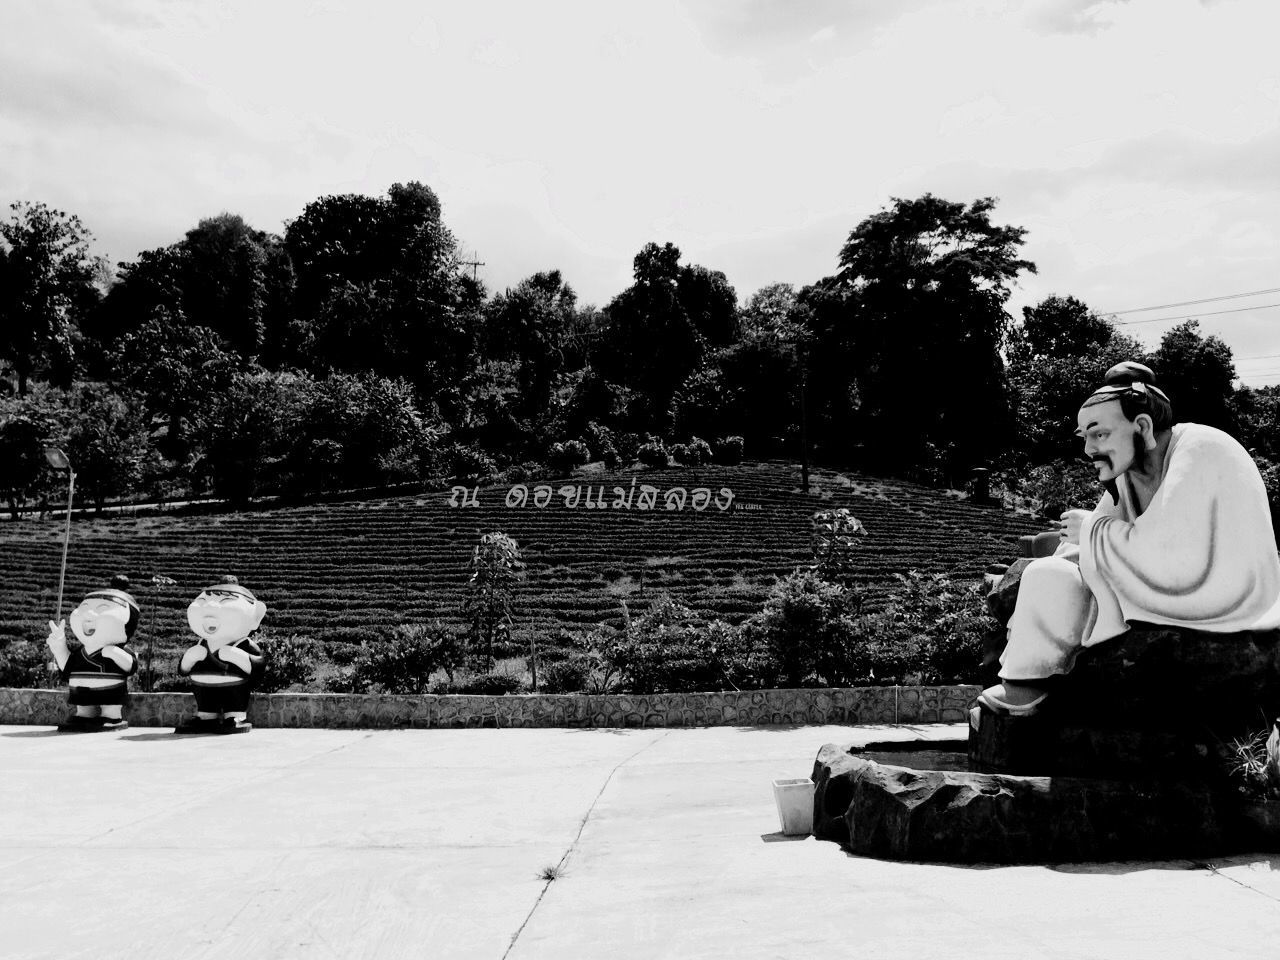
[967,706,1219,779]
[813,742,1226,863]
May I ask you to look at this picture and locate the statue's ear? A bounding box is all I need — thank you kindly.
[1135,413,1157,450]
[251,600,267,630]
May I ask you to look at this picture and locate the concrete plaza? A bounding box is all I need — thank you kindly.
[0,722,1277,959]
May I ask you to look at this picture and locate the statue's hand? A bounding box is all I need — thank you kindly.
[179,644,208,674]
[46,620,67,648]
[100,645,134,671]
[1059,509,1091,546]
[45,620,70,671]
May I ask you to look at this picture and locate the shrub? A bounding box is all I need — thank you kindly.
[592,595,747,693]
[851,571,994,684]
[637,438,668,468]
[0,639,50,688]
[740,568,862,687]
[685,436,712,467]
[547,440,591,474]
[349,622,464,694]
[254,632,319,693]
[811,508,867,586]
[501,461,545,484]
[583,422,619,468]
[613,432,642,464]
[435,672,524,695]
[538,653,594,693]
[445,443,499,486]
[714,435,744,465]
[668,442,691,465]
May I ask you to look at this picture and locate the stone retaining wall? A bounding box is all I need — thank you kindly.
[0,684,979,729]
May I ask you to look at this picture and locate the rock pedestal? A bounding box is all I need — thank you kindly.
[811,619,1280,863]
[811,741,1223,863]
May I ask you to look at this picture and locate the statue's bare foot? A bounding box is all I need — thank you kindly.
[978,682,1048,716]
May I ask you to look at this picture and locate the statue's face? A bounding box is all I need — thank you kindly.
[68,595,131,653]
[1076,399,1143,482]
[187,588,264,649]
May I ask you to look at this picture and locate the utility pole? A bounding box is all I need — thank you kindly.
[459,254,485,283]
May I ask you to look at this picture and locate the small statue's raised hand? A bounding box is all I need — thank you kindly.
[46,619,68,651]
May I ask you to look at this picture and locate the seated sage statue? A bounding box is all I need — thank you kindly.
[980,361,1280,715]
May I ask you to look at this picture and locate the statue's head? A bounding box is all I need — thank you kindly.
[1076,361,1174,484]
[186,575,266,650]
[68,575,140,654]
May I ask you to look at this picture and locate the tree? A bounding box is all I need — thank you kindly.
[113,308,239,462]
[0,387,67,518]
[808,194,1036,479]
[0,202,106,394]
[181,213,297,361]
[462,532,525,666]
[90,217,295,370]
[284,182,478,401]
[286,372,436,493]
[1148,320,1236,432]
[1234,385,1280,463]
[484,270,576,419]
[591,242,713,430]
[1005,295,1144,464]
[63,385,154,510]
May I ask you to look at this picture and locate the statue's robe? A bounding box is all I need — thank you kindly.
[1001,423,1280,680]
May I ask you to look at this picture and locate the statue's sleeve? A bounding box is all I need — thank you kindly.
[1078,426,1280,637]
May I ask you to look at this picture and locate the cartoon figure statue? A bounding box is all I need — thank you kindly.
[45,575,140,731]
[176,576,266,734]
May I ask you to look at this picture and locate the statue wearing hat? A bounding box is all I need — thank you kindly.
[176,576,266,734]
[45,575,140,731]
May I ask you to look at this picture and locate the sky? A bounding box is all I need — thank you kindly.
[3,0,1279,382]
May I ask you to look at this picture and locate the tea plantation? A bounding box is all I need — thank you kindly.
[0,462,1045,648]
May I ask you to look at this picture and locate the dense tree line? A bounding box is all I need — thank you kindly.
[1,187,1276,517]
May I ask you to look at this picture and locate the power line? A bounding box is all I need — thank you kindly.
[1105,287,1280,315]
[1115,302,1280,326]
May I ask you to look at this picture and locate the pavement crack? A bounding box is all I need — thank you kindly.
[501,730,671,959]
[1200,860,1280,904]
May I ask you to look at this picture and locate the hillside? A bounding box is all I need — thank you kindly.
[0,462,1045,647]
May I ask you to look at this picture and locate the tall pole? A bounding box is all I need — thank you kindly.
[55,469,74,621]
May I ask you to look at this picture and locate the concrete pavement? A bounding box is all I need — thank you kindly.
[0,722,1277,960]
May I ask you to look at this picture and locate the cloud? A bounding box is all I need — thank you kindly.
[682,0,937,56]
[1025,0,1131,36]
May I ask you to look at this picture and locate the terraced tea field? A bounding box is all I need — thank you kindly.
[0,462,1045,648]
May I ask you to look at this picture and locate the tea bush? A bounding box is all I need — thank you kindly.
[255,632,320,693]
[348,622,464,694]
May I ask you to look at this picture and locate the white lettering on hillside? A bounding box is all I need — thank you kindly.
[448,483,737,511]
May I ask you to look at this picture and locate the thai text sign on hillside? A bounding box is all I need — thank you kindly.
[447,481,735,512]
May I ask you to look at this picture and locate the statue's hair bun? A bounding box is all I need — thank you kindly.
[110,574,131,591]
[219,574,239,585]
[1102,360,1157,387]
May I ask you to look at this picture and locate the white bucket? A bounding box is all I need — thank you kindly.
[772,778,814,836]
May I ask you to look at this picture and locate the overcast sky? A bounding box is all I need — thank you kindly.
[3,0,1278,382]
